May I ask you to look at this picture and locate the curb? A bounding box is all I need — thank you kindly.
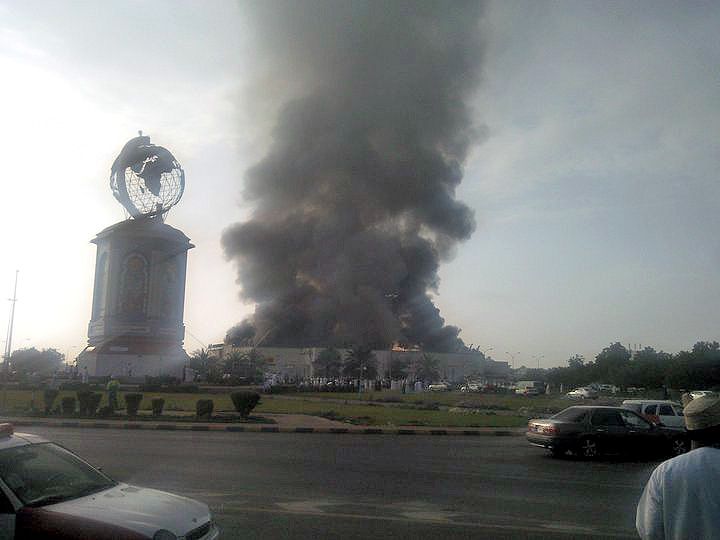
[5,418,525,437]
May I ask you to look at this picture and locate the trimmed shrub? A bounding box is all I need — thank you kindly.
[60,381,94,391]
[88,393,102,415]
[61,396,76,416]
[151,398,165,416]
[43,389,59,414]
[196,399,214,418]
[124,393,143,417]
[230,391,260,418]
[77,390,102,416]
[97,406,114,418]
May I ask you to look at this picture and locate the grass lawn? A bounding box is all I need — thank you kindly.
[278,390,594,412]
[255,396,527,427]
[0,388,579,427]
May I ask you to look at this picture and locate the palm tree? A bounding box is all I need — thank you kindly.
[224,349,267,383]
[189,348,224,382]
[412,353,440,383]
[343,345,377,379]
[313,348,342,379]
[386,354,410,380]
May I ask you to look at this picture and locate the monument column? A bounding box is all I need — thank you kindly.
[77,134,193,380]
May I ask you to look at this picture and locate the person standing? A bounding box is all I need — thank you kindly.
[636,394,720,539]
[106,376,120,411]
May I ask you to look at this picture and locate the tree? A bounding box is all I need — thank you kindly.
[386,354,410,380]
[223,349,267,383]
[627,347,670,389]
[313,348,342,379]
[567,354,584,369]
[594,343,631,384]
[411,354,440,383]
[10,348,64,376]
[188,348,222,383]
[546,354,587,389]
[343,345,377,379]
[660,342,720,390]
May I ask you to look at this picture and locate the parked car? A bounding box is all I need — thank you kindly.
[460,383,481,392]
[621,400,685,429]
[515,381,546,396]
[527,406,689,458]
[427,382,450,392]
[0,424,219,539]
[566,387,598,399]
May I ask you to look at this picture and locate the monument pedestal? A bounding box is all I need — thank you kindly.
[77,218,193,379]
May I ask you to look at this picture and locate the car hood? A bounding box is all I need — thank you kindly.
[47,483,211,537]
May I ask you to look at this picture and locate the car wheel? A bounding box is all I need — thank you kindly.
[671,437,689,456]
[577,437,598,459]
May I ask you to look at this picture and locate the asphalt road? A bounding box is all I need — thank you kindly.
[19,427,658,539]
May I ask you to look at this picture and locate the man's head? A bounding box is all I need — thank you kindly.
[684,394,720,447]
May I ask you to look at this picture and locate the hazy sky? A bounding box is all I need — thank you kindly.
[0,1,717,368]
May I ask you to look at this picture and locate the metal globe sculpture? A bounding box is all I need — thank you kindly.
[110,133,185,220]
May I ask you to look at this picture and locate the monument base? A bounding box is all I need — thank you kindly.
[76,339,187,380]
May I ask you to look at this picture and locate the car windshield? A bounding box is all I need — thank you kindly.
[0,443,116,507]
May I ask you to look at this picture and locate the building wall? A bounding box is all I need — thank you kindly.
[219,346,510,383]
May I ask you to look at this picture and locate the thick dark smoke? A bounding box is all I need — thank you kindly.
[223,1,484,352]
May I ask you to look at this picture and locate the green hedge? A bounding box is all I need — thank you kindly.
[196,399,214,418]
[230,391,260,418]
[151,398,165,416]
[124,393,143,417]
[43,389,59,414]
[61,396,76,416]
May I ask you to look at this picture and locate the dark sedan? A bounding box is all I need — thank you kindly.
[527,406,689,458]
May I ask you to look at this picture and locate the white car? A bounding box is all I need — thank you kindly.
[567,387,598,399]
[0,424,219,540]
[622,400,685,429]
[428,382,450,392]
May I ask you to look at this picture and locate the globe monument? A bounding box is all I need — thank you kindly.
[77,134,193,379]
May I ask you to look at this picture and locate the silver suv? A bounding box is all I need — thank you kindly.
[621,400,685,429]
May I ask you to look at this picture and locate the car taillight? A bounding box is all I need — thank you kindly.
[542,425,557,435]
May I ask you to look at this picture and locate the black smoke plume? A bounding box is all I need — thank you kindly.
[223,1,484,352]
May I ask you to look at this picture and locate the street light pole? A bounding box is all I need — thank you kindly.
[3,270,19,377]
[532,354,545,369]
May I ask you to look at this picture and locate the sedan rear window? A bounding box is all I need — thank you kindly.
[552,408,588,422]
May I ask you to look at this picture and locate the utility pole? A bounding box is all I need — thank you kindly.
[3,270,19,376]
[533,354,545,370]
